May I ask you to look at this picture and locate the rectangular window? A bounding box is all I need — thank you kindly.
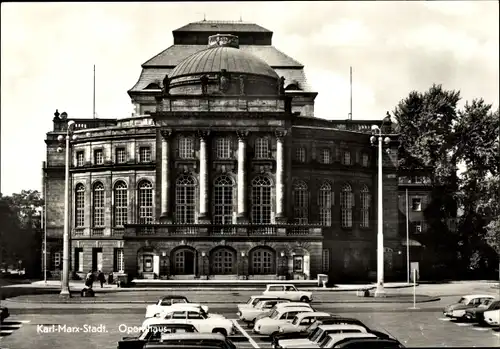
[412,198,422,211]
[413,221,422,234]
[93,187,105,227]
[342,151,351,165]
[76,151,85,167]
[321,149,331,164]
[295,147,306,162]
[116,148,126,163]
[113,248,124,273]
[94,149,104,165]
[255,138,269,159]
[75,187,85,228]
[322,249,330,273]
[74,248,83,273]
[139,147,151,163]
[216,137,231,159]
[179,137,194,159]
[362,153,370,167]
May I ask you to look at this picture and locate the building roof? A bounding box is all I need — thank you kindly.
[170,45,278,79]
[143,45,303,68]
[173,20,272,33]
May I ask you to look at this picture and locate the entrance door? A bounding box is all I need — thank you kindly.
[92,248,103,272]
[143,254,154,273]
[184,250,195,274]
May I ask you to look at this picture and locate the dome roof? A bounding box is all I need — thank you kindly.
[170,35,279,80]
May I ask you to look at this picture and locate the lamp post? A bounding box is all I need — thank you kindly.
[57,120,77,297]
[370,125,391,297]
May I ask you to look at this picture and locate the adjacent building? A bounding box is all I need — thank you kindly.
[43,20,424,282]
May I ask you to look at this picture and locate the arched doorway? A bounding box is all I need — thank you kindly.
[249,247,276,275]
[171,247,196,275]
[210,247,236,275]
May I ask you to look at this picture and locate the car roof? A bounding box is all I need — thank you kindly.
[157,333,226,340]
[145,323,196,328]
[317,317,367,327]
[279,307,314,313]
[296,312,331,320]
[319,324,367,331]
[326,332,377,343]
[334,337,403,348]
[160,296,188,300]
[267,284,296,287]
[276,302,310,308]
[463,294,495,299]
[162,306,202,313]
[252,295,289,300]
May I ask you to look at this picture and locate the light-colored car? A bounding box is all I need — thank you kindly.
[318,333,378,349]
[443,294,495,320]
[238,299,291,324]
[142,332,236,349]
[483,308,500,326]
[278,312,332,334]
[277,324,368,348]
[263,284,313,303]
[145,296,209,318]
[238,295,291,312]
[254,306,314,336]
[141,306,235,337]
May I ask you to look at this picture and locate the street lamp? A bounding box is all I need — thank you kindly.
[57,120,77,297]
[370,125,391,297]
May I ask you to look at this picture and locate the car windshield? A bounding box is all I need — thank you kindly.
[306,321,319,333]
[255,301,264,308]
[269,310,279,319]
[310,328,323,342]
[320,336,333,348]
[246,297,254,305]
[458,297,466,304]
[292,316,300,325]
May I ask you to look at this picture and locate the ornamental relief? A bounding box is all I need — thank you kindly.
[249,240,278,250]
[174,163,198,175]
[212,162,236,174]
[210,239,234,249]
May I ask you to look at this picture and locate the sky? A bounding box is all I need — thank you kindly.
[1,1,498,195]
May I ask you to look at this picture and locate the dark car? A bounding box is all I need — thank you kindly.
[1,306,9,324]
[142,333,236,349]
[271,316,390,348]
[117,323,197,349]
[465,299,500,324]
[332,337,406,348]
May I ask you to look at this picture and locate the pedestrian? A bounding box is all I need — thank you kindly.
[85,270,94,289]
[97,270,105,288]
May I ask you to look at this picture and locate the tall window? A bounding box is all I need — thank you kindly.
[92,182,105,227]
[76,151,85,167]
[216,137,231,159]
[179,136,194,159]
[138,181,153,224]
[113,248,124,272]
[94,149,104,165]
[342,151,351,165]
[250,248,275,274]
[293,181,309,224]
[318,182,332,226]
[251,176,272,224]
[116,148,126,163]
[75,184,85,227]
[113,181,128,226]
[321,149,331,164]
[213,176,233,225]
[322,249,330,273]
[362,153,369,167]
[255,137,269,159]
[176,175,196,223]
[360,185,370,228]
[341,183,353,228]
[139,147,151,163]
[295,147,306,162]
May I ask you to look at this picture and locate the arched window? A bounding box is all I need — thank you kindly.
[293,181,308,224]
[251,176,272,224]
[360,185,370,228]
[75,184,85,228]
[342,151,351,165]
[211,248,236,274]
[341,183,353,228]
[179,136,194,159]
[250,248,276,274]
[138,181,153,224]
[255,137,269,159]
[176,175,196,223]
[113,181,128,227]
[213,175,233,225]
[93,182,105,227]
[215,137,231,159]
[321,149,331,164]
[318,182,332,226]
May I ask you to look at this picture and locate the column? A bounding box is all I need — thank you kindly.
[276,131,286,219]
[160,130,171,221]
[198,131,210,221]
[237,131,248,221]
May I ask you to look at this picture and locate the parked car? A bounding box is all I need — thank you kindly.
[141,306,235,337]
[238,299,291,325]
[0,306,9,324]
[271,316,391,348]
[263,284,313,303]
[142,333,236,349]
[318,333,378,349]
[117,323,198,349]
[443,294,495,320]
[278,312,333,334]
[237,295,292,311]
[276,323,368,348]
[254,306,314,336]
[145,296,209,318]
[332,337,405,348]
[483,309,500,326]
[464,299,500,324]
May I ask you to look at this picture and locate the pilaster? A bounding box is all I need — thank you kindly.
[160,129,172,223]
[236,131,249,223]
[275,130,286,221]
[198,130,210,223]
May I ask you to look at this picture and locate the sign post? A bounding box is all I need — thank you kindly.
[409,268,419,310]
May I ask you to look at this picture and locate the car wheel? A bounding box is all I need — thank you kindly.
[300,296,310,303]
[271,331,279,338]
[213,328,227,337]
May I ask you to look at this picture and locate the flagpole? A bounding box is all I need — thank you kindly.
[406,187,410,283]
[349,66,352,120]
[93,65,96,119]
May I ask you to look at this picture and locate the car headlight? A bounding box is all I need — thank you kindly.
[237,311,241,316]
[279,327,284,333]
